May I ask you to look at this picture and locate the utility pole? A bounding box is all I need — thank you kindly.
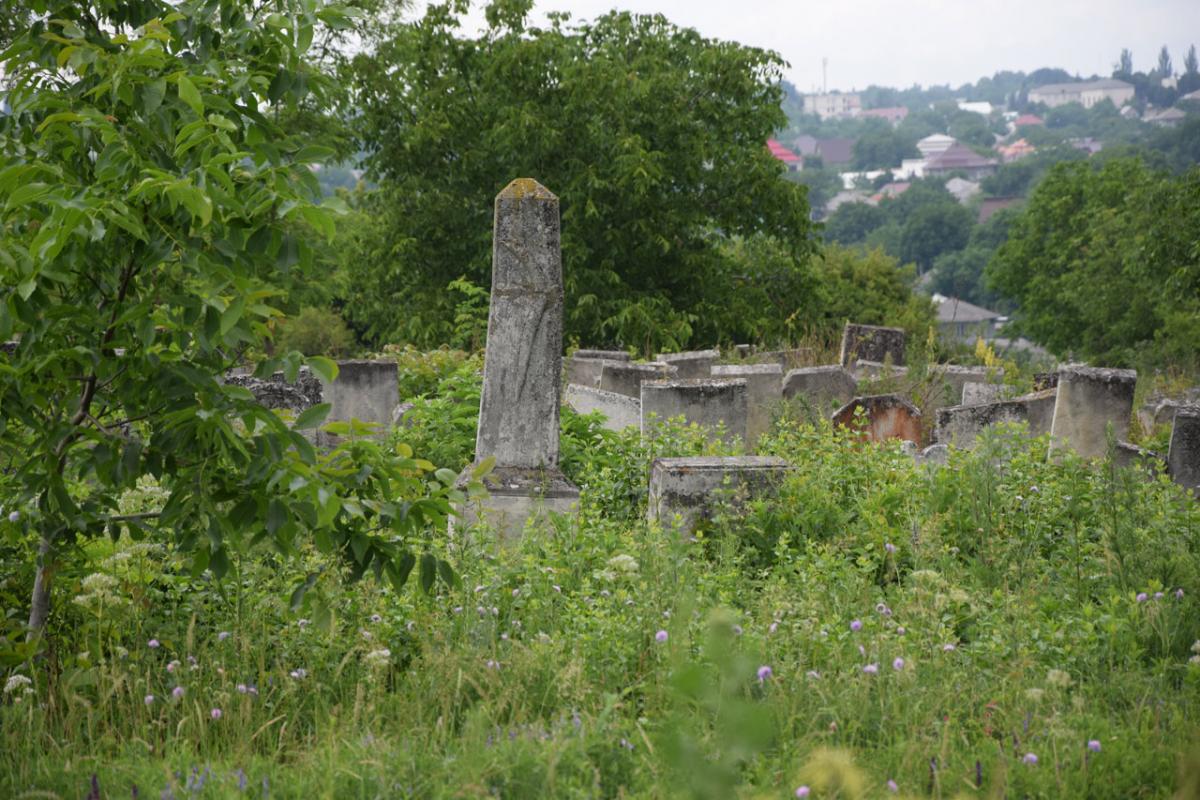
[822,57,828,93]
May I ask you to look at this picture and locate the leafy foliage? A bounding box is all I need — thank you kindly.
[0,0,465,637]
[341,0,816,352]
[988,157,1200,369]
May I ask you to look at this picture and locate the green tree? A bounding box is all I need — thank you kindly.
[1157,45,1173,78]
[947,111,995,148]
[0,0,466,638]
[987,158,1200,368]
[811,245,935,339]
[898,202,974,273]
[823,201,887,245]
[851,123,917,169]
[1186,45,1199,75]
[343,1,815,351]
[1115,48,1134,78]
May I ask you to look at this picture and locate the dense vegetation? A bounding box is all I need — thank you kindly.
[4,355,1200,797]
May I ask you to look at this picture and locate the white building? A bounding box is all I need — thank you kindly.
[916,133,956,159]
[1028,79,1135,109]
[957,100,994,116]
[803,92,862,120]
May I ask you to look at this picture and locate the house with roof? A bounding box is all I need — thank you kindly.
[923,143,999,180]
[916,133,956,159]
[870,182,911,203]
[1013,113,1044,127]
[1028,78,1134,109]
[825,190,877,216]
[767,139,803,171]
[860,106,909,126]
[1144,107,1187,127]
[978,197,1021,224]
[957,100,994,116]
[791,135,820,157]
[932,294,1004,341]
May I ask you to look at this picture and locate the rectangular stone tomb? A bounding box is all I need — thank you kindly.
[318,359,400,433]
[599,361,677,398]
[654,349,720,379]
[647,456,791,534]
[752,348,812,371]
[782,365,858,412]
[936,399,1035,449]
[564,384,641,431]
[832,394,922,444]
[1049,364,1137,459]
[711,363,783,446]
[961,381,1005,406]
[839,322,906,367]
[641,378,748,445]
[453,178,579,542]
[1168,407,1200,493]
[1017,388,1057,437]
[566,350,630,388]
[930,364,998,405]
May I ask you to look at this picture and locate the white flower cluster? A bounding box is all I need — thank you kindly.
[4,674,33,695]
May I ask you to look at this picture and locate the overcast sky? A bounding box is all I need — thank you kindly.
[456,0,1200,92]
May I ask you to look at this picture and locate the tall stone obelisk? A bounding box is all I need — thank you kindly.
[454,179,579,541]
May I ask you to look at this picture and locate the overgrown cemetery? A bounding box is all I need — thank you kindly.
[2,2,1200,798]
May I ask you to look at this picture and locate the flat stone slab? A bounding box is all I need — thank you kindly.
[854,359,910,382]
[641,378,748,445]
[1049,364,1137,459]
[832,394,922,444]
[782,365,857,412]
[564,384,641,431]
[711,363,783,445]
[566,350,630,388]
[599,361,677,398]
[654,349,720,379]
[647,456,791,534]
[936,399,1033,448]
[840,323,906,367]
[319,359,399,431]
[961,381,1005,406]
[1168,407,1200,492]
[453,466,580,544]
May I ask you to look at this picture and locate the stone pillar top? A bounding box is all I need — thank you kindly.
[498,177,557,201]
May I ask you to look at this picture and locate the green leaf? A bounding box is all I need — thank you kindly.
[177,75,203,115]
[142,78,166,115]
[267,499,288,534]
[5,183,54,211]
[305,355,338,383]
[289,572,320,610]
[419,552,436,594]
[437,559,460,590]
[293,402,331,430]
[391,551,416,592]
[293,144,335,164]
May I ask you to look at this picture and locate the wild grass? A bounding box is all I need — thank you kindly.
[2,404,1199,798]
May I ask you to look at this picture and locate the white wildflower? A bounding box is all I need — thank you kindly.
[364,649,392,668]
[4,674,32,694]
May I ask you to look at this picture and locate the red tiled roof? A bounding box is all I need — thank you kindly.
[1014,114,1044,127]
[767,138,801,164]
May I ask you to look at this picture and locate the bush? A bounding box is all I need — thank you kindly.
[275,307,357,357]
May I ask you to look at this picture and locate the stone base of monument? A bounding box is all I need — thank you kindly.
[452,466,580,544]
[647,456,791,536]
[1049,365,1137,459]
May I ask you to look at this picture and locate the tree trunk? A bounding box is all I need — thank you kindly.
[27,534,54,638]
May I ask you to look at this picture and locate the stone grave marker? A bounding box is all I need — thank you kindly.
[782,366,857,413]
[454,178,579,540]
[711,363,783,446]
[1168,407,1200,492]
[655,349,719,379]
[839,323,906,367]
[831,394,922,444]
[1048,364,1137,459]
[641,378,748,445]
[648,456,791,535]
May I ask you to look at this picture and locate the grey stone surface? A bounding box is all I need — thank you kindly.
[782,365,858,412]
[647,456,791,535]
[839,323,906,367]
[1049,364,1138,459]
[655,349,720,379]
[920,444,949,465]
[1113,441,1165,475]
[930,365,996,405]
[961,381,1004,405]
[392,401,415,427]
[753,349,812,371]
[1017,388,1057,436]
[225,368,323,412]
[1033,372,1059,392]
[564,384,641,431]
[566,351,630,388]
[853,359,910,382]
[1168,407,1200,492]
[733,344,753,358]
[456,179,579,540]
[641,378,749,445]
[599,361,677,398]
[318,360,399,432]
[936,400,1034,449]
[1138,397,1200,433]
[711,363,783,446]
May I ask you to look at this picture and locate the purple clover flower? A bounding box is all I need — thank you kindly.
[887,779,899,792]
[1136,592,1148,603]
[863,663,879,675]
[655,630,668,643]
[795,787,810,798]
[210,708,222,720]
[892,657,905,671]
[1087,739,1101,753]
[172,686,184,699]
[850,619,863,632]
[884,542,896,553]
[1023,752,1038,765]
[148,639,160,649]
[756,665,773,683]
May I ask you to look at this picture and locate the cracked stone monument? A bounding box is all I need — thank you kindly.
[711,363,783,446]
[454,179,579,541]
[839,323,906,367]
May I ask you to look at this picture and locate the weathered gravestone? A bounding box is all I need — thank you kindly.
[1048,364,1137,459]
[961,381,1004,406]
[317,360,399,433]
[711,363,783,446]
[1168,407,1200,492]
[831,394,922,444]
[935,399,1032,449]
[564,384,641,431]
[454,179,579,540]
[566,350,630,388]
[782,365,857,413]
[839,323,906,367]
[647,456,791,535]
[655,349,719,379]
[641,378,748,446]
[599,361,677,398]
